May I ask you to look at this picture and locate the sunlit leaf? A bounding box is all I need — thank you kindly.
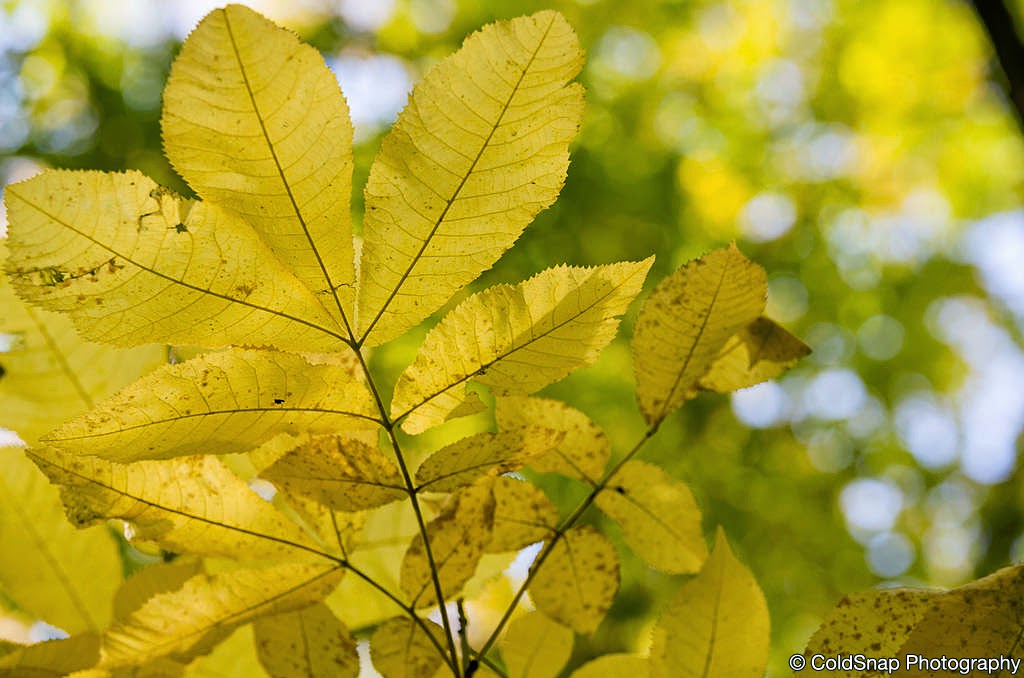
[568,655,650,678]
[113,561,203,623]
[494,396,610,484]
[529,525,619,634]
[501,611,573,678]
[633,245,766,424]
[31,449,323,561]
[0,448,121,634]
[262,435,405,511]
[100,563,342,668]
[414,428,563,493]
[595,460,706,574]
[42,349,377,462]
[401,479,494,606]
[184,625,268,678]
[698,317,810,392]
[3,172,345,352]
[253,603,358,678]
[369,617,447,678]
[162,4,356,325]
[649,529,769,678]
[356,11,584,346]
[394,259,652,434]
[486,476,557,553]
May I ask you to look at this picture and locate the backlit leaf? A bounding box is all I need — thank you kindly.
[185,625,268,678]
[414,428,563,493]
[4,172,345,352]
[649,529,769,678]
[0,634,100,677]
[698,317,810,392]
[30,449,323,561]
[569,655,650,678]
[100,563,342,668]
[113,561,204,623]
[0,448,121,634]
[356,10,584,346]
[42,349,377,462]
[528,525,619,634]
[595,461,706,574]
[394,259,652,434]
[501,611,573,678]
[369,617,447,678]
[262,435,405,511]
[485,476,557,553]
[400,479,494,606]
[495,397,610,484]
[633,245,766,425]
[0,248,166,443]
[162,4,356,325]
[253,603,358,678]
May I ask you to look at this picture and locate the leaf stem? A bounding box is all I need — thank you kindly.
[473,422,662,662]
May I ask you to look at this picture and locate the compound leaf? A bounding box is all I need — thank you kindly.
[4,171,345,353]
[0,447,121,635]
[42,349,377,462]
[357,10,584,346]
[595,460,706,574]
[486,476,557,553]
[529,525,619,634]
[30,449,322,561]
[633,245,766,425]
[370,617,447,678]
[262,435,405,512]
[414,428,563,493]
[162,4,356,324]
[394,259,652,434]
[100,563,342,668]
[501,611,573,678]
[400,479,494,606]
[698,317,810,393]
[494,396,610,485]
[649,529,769,678]
[253,603,358,678]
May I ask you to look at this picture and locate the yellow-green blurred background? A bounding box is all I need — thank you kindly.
[2,0,1023,674]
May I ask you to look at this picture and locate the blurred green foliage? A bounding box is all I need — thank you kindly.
[3,0,1023,673]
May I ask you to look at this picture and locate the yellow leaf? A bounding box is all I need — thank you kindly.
[100,563,342,668]
[698,317,810,392]
[162,5,356,325]
[0,245,165,443]
[649,529,769,678]
[805,564,1024,677]
[394,259,652,434]
[252,603,358,678]
[42,348,377,462]
[501,611,573,678]
[356,10,584,346]
[0,448,121,634]
[113,561,204,623]
[633,245,766,425]
[414,428,563,493]
[185,625,268,678]
[0,634,99,677]
[495,397,610,485]
[369,617,447,678]
[486,476,557,553]
[569,655,650,678]
[262,435,405,511]
[529,525,619,634]
[30,449,324,562]
[401,479,494,606]
[3,171,345,352]
[595,461,706,574]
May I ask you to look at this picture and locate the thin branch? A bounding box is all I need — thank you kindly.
[969,0,1024,129]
